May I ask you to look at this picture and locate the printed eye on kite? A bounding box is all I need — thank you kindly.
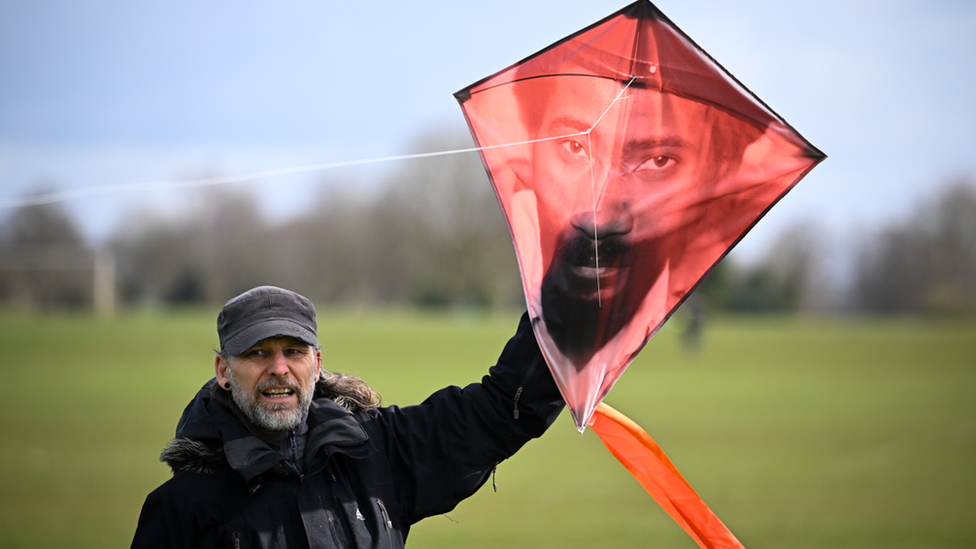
[455,0,825,433]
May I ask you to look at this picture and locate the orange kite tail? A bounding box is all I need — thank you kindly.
[588,402,746,549]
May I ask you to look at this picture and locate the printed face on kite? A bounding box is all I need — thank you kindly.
[457,0,824,429]
[523,75,755,364]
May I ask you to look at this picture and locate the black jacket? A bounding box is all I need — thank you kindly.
[131,313,564,548]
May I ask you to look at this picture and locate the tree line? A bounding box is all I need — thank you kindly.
[2,131,975,316]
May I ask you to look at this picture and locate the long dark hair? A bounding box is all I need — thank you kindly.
[314,370,381,413]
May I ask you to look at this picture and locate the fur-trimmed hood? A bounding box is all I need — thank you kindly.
[160,437,225,474]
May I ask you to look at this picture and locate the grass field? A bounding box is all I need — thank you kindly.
[0,308,973,548]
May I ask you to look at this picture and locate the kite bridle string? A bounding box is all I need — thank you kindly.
[581,76,637,310]
[586,130,602,309]
[586,75,637,137]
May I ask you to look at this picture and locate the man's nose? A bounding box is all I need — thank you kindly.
[570,209,633,240]
[268,350,290,376]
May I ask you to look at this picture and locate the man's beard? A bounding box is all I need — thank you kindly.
[541,231,664,368]
[227,371,315,431]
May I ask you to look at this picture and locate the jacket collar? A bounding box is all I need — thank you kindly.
[218,396,371,482]
[168,379,371,482]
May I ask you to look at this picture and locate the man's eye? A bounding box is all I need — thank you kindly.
[637,155,676,171]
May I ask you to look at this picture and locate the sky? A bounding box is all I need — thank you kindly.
[1,0,975,264]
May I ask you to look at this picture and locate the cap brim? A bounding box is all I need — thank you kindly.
[223,319,318,356]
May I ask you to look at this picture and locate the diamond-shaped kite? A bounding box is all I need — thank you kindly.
[456,0,824,431]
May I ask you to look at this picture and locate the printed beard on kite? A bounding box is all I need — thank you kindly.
[455,0,825,431]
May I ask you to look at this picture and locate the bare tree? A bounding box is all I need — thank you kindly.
[0,201,91,309]
[853,179,976,315]
[689,219,834,314]
[107,127,523,311]
[375,128,520,308]
[289,128,521,309]
[112,188,279,306]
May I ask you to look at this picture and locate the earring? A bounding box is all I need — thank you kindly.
[224,382,231,389]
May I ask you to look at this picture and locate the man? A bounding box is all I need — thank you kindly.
[131,285,563,548]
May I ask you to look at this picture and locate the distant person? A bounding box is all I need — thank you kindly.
[131,285,563,548]
[680,293,706,353]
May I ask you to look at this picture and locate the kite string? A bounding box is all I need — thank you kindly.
[2,77,639,210]
[0,132,589,210]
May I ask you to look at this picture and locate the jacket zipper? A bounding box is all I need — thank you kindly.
[375,498,392,530]
[513,355,541,419]
[233,531,241,549]
[375,498,394,548]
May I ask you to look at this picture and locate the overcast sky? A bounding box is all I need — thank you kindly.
[1,0,974,263]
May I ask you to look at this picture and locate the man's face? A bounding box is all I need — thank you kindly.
[527,76,736,363]
[215,336,320,431]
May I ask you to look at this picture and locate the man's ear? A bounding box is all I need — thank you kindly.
[215,354,231,388]
[314,350,323,383]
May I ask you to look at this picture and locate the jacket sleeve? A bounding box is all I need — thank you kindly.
[361,311,565,524]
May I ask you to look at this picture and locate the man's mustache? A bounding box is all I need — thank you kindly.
[255,378,302,393]
[554,231,630,267]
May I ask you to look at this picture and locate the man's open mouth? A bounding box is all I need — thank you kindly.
[262,387,296,399]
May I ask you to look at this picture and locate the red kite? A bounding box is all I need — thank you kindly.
[456,0,824,431]
[456,2,824,547]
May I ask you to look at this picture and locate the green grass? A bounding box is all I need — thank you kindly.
[0,309,973,548]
